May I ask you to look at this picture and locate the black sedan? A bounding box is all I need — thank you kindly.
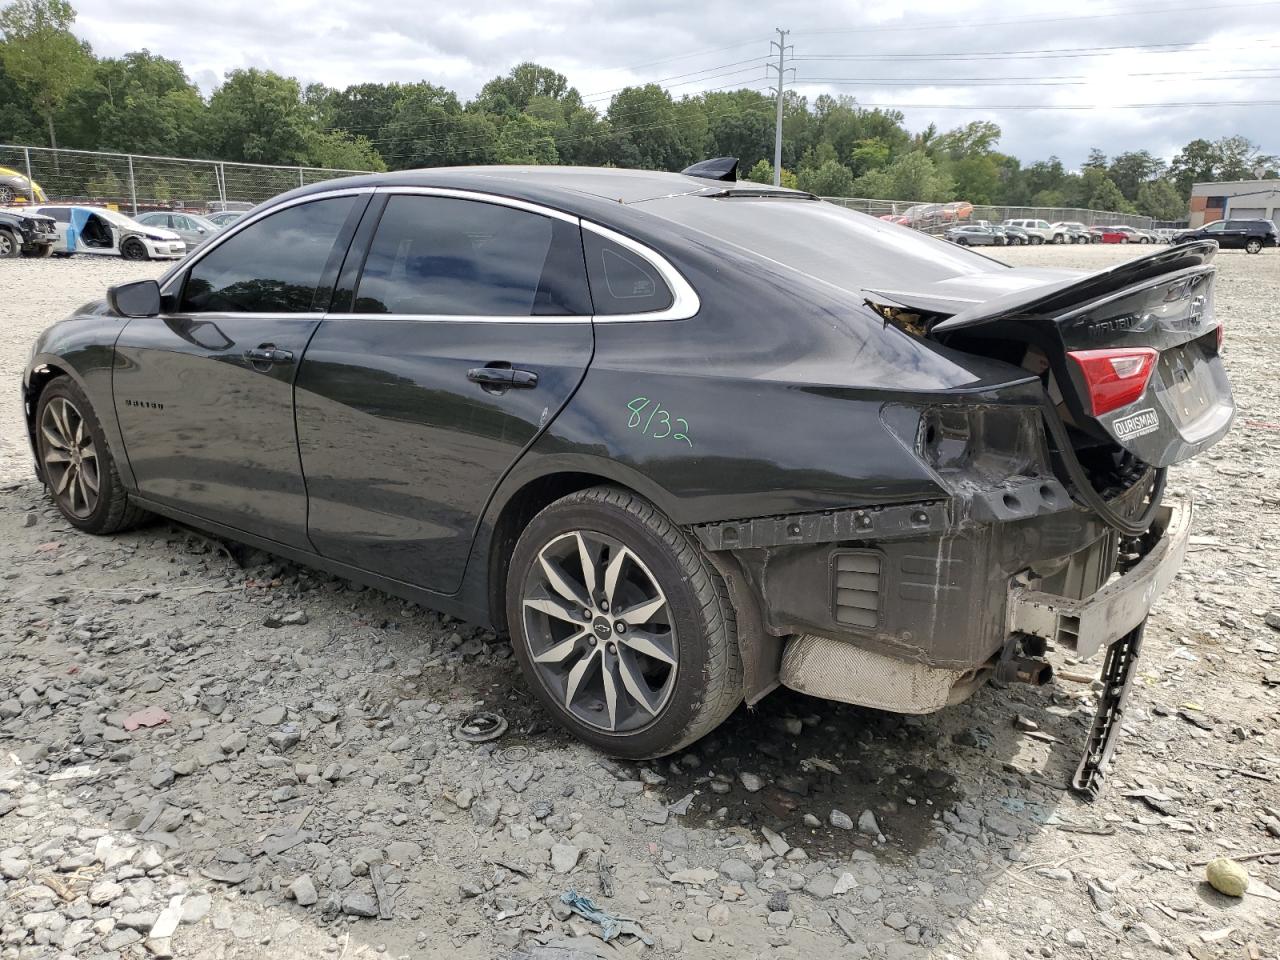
[22,162,1234,786]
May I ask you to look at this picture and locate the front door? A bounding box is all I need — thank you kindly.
[113,193,366,547]
[295,191,595,594]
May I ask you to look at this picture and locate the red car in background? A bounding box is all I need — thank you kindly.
[1091,226,1127,244]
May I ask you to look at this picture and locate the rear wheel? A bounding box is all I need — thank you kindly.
[508,486,742,759]
[35,376,148,534]
[1245,238,1263,254]
[0,229,20,258]
[0,185,14,204]
[121,238,148,261]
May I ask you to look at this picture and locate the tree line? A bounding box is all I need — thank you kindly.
[2,0,1276,217]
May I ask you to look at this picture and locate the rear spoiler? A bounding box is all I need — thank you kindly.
[930,241,1217,333]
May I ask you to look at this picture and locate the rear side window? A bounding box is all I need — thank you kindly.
[1225,220,1249,230]
[582,231,674,315]
[181,197,356,313]
[354,195,591,316]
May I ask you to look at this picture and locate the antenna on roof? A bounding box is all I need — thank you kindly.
[681,157,739,182]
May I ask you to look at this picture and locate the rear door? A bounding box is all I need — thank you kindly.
[294,190,595,594]
[113,192,367,547]
[1222,220,1250,249]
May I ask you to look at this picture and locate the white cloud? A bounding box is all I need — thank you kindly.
[68,0,1280,166]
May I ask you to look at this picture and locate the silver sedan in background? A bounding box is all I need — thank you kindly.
[134,211,221,249]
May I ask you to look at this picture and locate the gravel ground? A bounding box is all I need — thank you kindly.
[0,244,1277,960]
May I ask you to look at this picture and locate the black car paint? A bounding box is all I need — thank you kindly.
[21,166,1231,704]
[0,210,57,254]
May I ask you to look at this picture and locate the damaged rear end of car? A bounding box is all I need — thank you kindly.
[672,217,1232,796]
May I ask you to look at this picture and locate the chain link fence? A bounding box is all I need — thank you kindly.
[0,144,371,215]
[2,143,1186,234]
[819,197,1180,232]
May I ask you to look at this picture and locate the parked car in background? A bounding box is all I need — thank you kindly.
[1003,224,1031,245]
[901,203,944,228]
[1174,219,1278,254]
[1003,218,1063,244]
[206,211,245,228]
[0,166,47,205]
[1090,225,1127,244]
[0,208,57,257]
[20,163,1234,784]
[1053,221,1091,244]
[33,206,186,260]
[878,213,911,226]
[1112,225,1155,244]
[1152,228,1177,243]
[989,224,1010,245]
[945,224,1002,246]
[135,210,220,248]
[941,200,974,222]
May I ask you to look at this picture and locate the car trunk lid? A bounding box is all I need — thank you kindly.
[869,241,1233,468]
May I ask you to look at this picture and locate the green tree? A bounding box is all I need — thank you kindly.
[495,113,558,164]
[60,50,205,155]
[1136,178,1186,221]
[743,158,796,188]
[475,62,574,116]
[380,84,498,168]
[1088,177,1130,213]
[305,129,385,171]
[0,54,42,141]
[0,0,93,149]
[206,69,313,164]
[798,158,853,197]
[1082,148,1108,172]
[848,137,890,176]
[1107,149,1165,201]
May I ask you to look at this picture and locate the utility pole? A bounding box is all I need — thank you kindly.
[767,28,793,187]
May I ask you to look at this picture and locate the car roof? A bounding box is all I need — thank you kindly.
[291,166,804,209]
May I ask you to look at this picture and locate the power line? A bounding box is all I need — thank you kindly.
[795,73,1280,87]
[790,0,1280,35]
[578,57,769,98]
[792,39,1280,62]
[784,96,1280,110]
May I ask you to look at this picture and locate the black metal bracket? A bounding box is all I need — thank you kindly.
[1071,619,1145,801]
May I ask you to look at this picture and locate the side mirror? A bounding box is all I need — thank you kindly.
[107,279,162,318]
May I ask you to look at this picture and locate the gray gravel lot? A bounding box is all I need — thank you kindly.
[0,244,1277,960]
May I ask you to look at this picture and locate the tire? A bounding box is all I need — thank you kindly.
[1031,236,1044,245]
[0,229,20,258]
[121,238,149,261]
[955,237,969,246]
[507,485,742,759]
[1052,234,1063,244]
[0,185,14,204]
[1245,238,1263,255]
[22,244,53,258]
[34,376,148,535]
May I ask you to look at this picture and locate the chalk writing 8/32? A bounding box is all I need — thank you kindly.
[626,397,692,447]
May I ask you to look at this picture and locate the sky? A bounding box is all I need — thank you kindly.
[69,0,1280,168]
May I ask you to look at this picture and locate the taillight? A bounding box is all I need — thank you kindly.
[1067,348,1157,416]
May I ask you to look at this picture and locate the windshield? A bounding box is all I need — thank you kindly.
[639,196,1007,295]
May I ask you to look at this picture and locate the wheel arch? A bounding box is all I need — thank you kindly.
[24,358,80,481]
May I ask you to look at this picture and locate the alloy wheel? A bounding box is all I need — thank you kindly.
[1246,239,1262,254]
[40,397,100,519]
[521,530,678,733]
[0,231,12,257]
[0,185,13,203]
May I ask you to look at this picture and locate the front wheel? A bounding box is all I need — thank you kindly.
[1031,236,1044,245]
[121,238,149,261]
[1246,239,1263,254]
[35,376,148,534]
[508,486,743,759]
[0,229,20,258]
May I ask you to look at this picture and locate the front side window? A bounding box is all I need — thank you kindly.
[354,195,591,316]
[181,197,356,313]
[1203,221,1225,232]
